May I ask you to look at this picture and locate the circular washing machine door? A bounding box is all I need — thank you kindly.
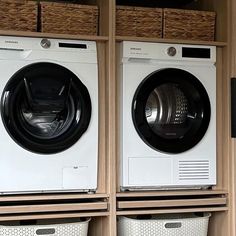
[132,68,211,154]
[1,62,91,154]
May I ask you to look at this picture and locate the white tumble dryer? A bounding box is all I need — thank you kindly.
[0,36,98,194]
[119,41,216,190]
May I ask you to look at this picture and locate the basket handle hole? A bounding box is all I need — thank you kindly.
[36,228,56,235]
[165,222,182,229]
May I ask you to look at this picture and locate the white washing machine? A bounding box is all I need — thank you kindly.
[119,41,216,190]
[0,36,98,194]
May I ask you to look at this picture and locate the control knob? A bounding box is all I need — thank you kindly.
[41,38,51,49]
[167,47,177,56]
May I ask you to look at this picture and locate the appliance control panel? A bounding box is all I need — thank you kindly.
[0,36,97,63]
[121,41,216,63]
[0,36,96,53]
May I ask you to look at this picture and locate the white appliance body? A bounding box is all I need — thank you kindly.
[0,36,98,194]
[120,41,216,190]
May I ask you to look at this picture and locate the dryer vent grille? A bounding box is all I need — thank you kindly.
[178,160,210,180]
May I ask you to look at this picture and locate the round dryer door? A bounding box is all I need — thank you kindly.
[132,68,211,154]
[1,62,91,154]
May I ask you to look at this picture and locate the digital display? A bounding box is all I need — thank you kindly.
[182,47,211,59]
[59,43,87,49]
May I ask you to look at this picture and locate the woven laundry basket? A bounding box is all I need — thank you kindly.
[118,213,211,236]
[0,218,90,236]
[116,6,163,38]
[40,1,99,35]
[163,8,216,41]
[0,0,37,32]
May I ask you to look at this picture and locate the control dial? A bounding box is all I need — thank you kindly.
[40,38,51,49]
[167,47,177,57]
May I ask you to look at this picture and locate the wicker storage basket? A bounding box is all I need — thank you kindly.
[0,218,90,236]
[116,6,162,38]
[0,0,37,32]
[163,8,216,41]
[40,1,99,35]
[118,213,211,236]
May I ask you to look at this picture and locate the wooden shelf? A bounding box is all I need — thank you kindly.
[116,36,227,47]
[0,30,109,41]
[0,193,109,202]
[0,193,109,215]
[0,202,108,215]
[116,190,227,198]
[0,212,110,222]
[117,191,228,215]
[116,207,229,216]
[117,197,227,209]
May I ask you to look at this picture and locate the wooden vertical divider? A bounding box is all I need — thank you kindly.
[229,0,236,234]
[96,41,107,194]
[88,216,110,236]
[98,0,117,234]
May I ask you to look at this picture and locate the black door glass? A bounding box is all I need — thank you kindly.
[1,62,92,154]
[132,68,211,154]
